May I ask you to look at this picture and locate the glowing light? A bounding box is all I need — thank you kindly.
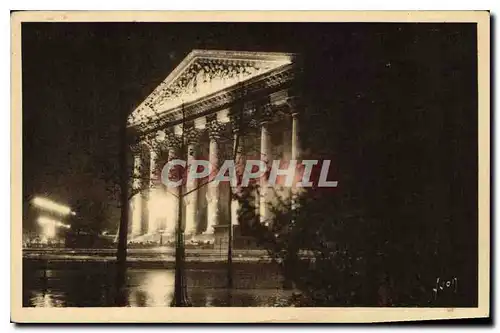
[43,224,56,239]
[31,292,54,307]
[32,197,75,216]
[141,270,175,307]
[38,216,70,241]
[148,190,174,233]
[37,216,70,229]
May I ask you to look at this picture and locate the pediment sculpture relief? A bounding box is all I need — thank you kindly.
[128,50,294,129]
[154,60,268,111]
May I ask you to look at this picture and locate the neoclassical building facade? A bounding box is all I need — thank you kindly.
[127,50,301,244]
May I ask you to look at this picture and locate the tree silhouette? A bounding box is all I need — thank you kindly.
[108,85,254,305]
[236,27,478,306]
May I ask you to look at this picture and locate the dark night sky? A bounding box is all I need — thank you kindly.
[22,23,478,235]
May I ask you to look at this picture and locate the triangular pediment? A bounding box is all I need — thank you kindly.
[128,50,294,127]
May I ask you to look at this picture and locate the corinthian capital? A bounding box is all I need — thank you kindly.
[165,132,182,150]
[184,127,201,145]
[286,96,300,116]
[260,103,274,124]
[142,133,162,151]
[207,119,225,141]
[130,142,145,154]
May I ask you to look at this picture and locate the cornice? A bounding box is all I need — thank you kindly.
[128,49,296,131]
[131,62,296,136]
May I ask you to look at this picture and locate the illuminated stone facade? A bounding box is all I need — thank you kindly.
[126,50,301,244]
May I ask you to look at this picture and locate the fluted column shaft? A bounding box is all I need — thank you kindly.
[185,142,198,236]
[165,144,183,235]
[148,147,158,233]
[260,122,271,224]
[231,133,243,225]
[206,137,220,233]
[165,144,180,235]
[131,153,142,237]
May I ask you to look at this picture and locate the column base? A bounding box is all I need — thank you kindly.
[184,229,197,239]
[188,232,215,244]
[203,225,216,235]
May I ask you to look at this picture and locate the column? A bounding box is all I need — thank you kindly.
[206,126,220,234]
[140,146,149,235]
[231,131,243,226]
[185,130,199,236]
[131,150,142,237]
[260,119,271,224]
[147,144,158,234]
[164,138,180,236]
[290,104,301,213]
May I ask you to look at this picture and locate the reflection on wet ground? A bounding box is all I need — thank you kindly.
[23,261,295,307]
